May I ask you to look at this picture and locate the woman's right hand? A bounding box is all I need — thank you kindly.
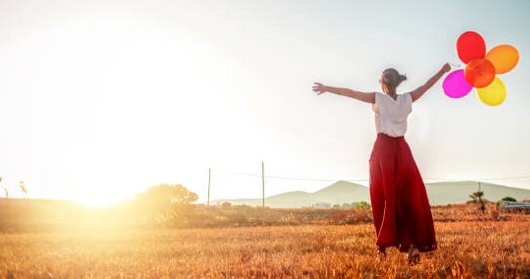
[312,82,327,95]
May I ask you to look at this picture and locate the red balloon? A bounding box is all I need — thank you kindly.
[457,31,486,64]
[464,58,496,88]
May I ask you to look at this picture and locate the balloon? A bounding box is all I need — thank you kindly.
[477,77,506,106]
[464,58,496,88]
[486,44,519,74]
[442,70,473,98]
[457,31,486,63]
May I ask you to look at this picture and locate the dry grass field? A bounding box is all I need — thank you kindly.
[1,214,529,278]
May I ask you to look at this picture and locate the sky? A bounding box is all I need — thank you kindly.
[0,0,529,206]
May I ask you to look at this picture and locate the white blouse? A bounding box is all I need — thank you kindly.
[372,92,412,137]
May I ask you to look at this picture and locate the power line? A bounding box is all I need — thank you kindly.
[423,174,530,181]
[212,169,368,183]
[474,174,530,181]
[266,175,368,183]
[212,168,530,183]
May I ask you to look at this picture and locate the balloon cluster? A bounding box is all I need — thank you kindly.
[442,31,519,106]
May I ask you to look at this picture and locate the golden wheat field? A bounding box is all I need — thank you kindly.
[1,217,529,278]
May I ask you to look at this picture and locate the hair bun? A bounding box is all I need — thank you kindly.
[381,68,406,91]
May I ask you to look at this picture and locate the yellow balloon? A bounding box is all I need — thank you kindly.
[477,77,506,106]
[486,44,519,74]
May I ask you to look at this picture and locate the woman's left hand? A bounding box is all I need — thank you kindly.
[312,82,327,95]
[441,63,451,74]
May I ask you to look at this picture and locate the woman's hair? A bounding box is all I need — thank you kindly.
[381,68,407,92]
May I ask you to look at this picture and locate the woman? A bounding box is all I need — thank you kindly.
[313,63,451,264]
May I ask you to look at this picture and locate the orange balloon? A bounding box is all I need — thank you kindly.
[464,58,496,88]
[486,44,519,74]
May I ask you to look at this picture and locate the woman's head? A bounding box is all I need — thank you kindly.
[380,68,407,94]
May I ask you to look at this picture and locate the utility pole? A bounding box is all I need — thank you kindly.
[262,161,265,208]
[207,168,211,208]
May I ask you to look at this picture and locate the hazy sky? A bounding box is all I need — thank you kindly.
[1,0,529,206]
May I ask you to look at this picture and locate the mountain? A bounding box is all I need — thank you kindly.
[213,180,530,208]
[213,180,370,208]
[425,181,530,205]
[310,181,370,204]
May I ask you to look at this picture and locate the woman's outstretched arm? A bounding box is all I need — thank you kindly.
[410,63,451,102]
[313,83,375,104]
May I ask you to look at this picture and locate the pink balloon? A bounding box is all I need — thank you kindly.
[442,70,473,98]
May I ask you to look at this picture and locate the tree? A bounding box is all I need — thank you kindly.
[352,201,371,210]
[501,196,517,202]
[221,202,232,209]
[469,190,486,213]
[19,181,28,198]
[133,184,198,227]
[0,177,6,199]
[136,183,198,206]
[0,177,3,196]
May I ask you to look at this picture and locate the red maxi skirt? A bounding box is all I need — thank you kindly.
[369,133,437,252]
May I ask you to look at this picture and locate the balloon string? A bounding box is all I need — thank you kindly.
[450,62,463,69]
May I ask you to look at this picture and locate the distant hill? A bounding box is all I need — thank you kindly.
[212,180,368,208]
[213,181,370,208]
[425,181,530,205]
[213,180,530,208]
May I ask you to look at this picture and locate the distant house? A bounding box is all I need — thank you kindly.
[313,202,332,209]
[499,201,530,214]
